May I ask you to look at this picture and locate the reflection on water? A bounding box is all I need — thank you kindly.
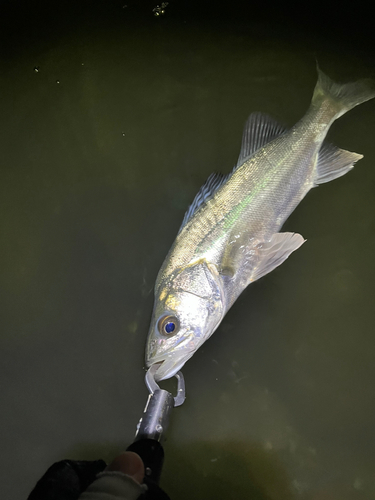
[0,2,374,500]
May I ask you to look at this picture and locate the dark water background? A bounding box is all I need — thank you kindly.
[1,1,375,499]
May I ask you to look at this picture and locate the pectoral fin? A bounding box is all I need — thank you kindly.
[251,232,305,282]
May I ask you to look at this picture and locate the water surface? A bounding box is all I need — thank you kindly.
[1,2,374,499]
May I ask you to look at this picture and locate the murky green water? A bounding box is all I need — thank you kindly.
[1,2,375,499]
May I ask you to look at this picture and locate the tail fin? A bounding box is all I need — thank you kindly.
[313,65,375,118]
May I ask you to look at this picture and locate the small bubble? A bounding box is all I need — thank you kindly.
[122,132,125,137]
[34,66,40,73]
[127,321,138,334]
[156,424,163,432]
[292,480,306,494]
[289,440,297,453]
[264,441,273,450]
[56,80,60,84]
[81,63,84,66]
[145,467,152,476]
[353,478,363,490]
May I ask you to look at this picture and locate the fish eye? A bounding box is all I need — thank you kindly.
[158,315,180,336]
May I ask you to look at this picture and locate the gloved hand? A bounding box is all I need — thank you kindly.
[28,451,171,500]
[78,451,147,500]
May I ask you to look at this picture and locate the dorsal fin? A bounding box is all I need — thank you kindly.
[236,112,288,167]
[179,172,229,232]
[179,113,288,233]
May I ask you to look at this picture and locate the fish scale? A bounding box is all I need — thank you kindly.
[145,67,375,381]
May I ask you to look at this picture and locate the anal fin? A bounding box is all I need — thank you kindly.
[315,142,363,184]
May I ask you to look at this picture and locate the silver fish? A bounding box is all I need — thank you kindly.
[146,68,374,381]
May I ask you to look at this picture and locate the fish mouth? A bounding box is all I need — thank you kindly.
[147,351,194,381]
[146,331,197,381]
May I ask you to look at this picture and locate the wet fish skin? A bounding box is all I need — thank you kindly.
[146,68,375,381]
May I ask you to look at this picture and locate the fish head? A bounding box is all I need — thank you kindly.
[146,260,224,381]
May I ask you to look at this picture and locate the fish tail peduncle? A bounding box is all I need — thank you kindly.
[312,64,375,119]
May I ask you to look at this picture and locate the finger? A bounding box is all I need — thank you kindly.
[105,451,145,484]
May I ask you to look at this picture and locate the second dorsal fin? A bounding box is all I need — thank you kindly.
[236,112,288,167]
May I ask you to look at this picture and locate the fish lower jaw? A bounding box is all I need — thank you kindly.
[155,362,184,381]
[147,353,192,381]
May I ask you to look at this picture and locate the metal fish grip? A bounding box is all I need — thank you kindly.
[145,365,186,407]
[126,367,186,486]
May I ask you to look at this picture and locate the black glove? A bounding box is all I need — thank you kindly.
[27,459,106,500]
[27,456,171,500]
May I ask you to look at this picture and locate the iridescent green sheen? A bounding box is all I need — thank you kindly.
[146,69,375,381]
